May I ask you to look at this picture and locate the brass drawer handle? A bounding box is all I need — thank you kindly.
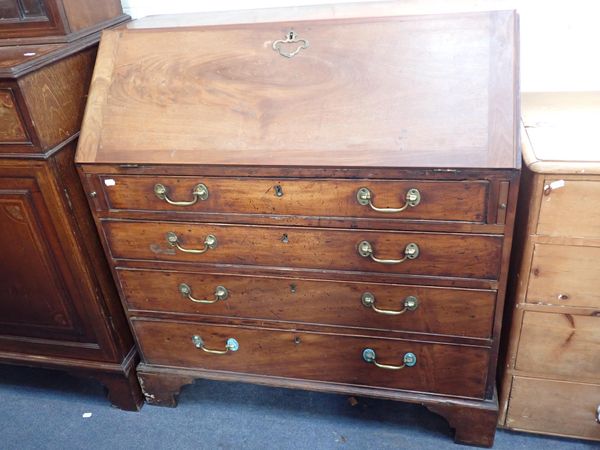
[192,335,239,354]
[356,187,420,213]
[166,232,217,254]
[154,183,208,206]
[179,283,228,304]
[361,292,418,315]
[362,348,417,370]
[358,241,419,264]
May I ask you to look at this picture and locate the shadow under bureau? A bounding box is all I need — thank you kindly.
[75,5,520,446]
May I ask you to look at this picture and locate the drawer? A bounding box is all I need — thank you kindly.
[538,179,600,239]
[118,269,496,338]
[104,221,503,280]
[99,176,489,223]
[515,311,600,381]
[132,319,489,399]
[0,89,29,143]
[506,376,600,441]
[527,243,600,308]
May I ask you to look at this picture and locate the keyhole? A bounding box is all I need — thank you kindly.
[290,284,297,293]
[294,336,301,345]
[281,233,289,243]
[274,185,283,197]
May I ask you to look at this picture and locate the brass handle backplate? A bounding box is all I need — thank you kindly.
[272,30,309,58]
[361,292,418,315]
[358,241,419,264]
[179,283,228,304]
[356,187,420,213]
[166,232,217,254]
[362,348,417,370]
[154,183,208,206]
[192,335,239,354]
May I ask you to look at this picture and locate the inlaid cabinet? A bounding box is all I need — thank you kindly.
[76,5,520,446]
[0,6,141,410]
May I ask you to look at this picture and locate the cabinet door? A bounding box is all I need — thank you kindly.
[0,0,46,20]
[0,1,22,20]
[0,0,63,40]
[0,162,108,360]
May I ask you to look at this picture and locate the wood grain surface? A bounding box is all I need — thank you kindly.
[515,311,600,382]
[99,176,489,223]
[18,45,96,150]
[0,89,28,142]
[527,243,600,309]
[76,11,518,168]
[103,220,503,280]
[118,268,496,338]
[536,178,600,238]
[61,0,123,32]
[132,318,489,399]
[506,376,600,441]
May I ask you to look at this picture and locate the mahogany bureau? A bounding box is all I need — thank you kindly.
[0,1,142,410]
[76,5,520,446]
[499,92,600,441]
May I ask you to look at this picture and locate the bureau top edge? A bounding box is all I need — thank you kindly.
[122,3,516,30]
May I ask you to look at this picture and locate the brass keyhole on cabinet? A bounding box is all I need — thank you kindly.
[281,233,289,243]
[290,284,297,293]
[294,336,301,345]
[274,185,284,197]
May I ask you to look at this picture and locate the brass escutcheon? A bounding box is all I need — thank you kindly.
[272,30,309,58]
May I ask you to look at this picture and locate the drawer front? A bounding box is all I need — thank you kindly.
[515,311,600,380]
[119,269,496,338]
[0,89,28,143]
[538,179,600,239]
[506,376,600,440]
[104,221,503,280]
[527,243,600,308]
[99,176,489,223]
[132,319,489,399]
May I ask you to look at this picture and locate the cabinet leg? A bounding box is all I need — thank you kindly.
[137,368,195,407]
[96,369,144,411]
[427,402,498,447]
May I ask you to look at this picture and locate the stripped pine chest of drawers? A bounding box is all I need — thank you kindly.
[75,4,520,446]
[498,92,600,442]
